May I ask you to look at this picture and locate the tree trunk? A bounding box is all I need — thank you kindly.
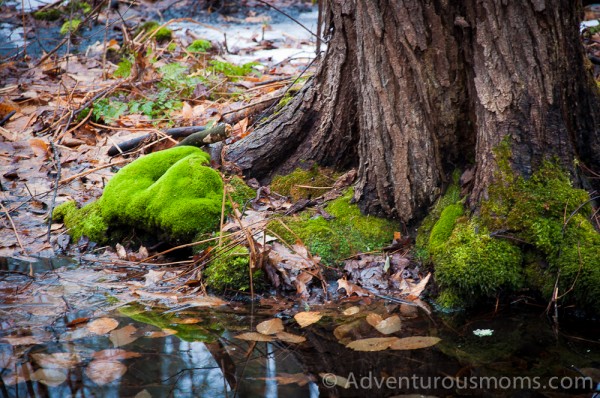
[225,0,600,223]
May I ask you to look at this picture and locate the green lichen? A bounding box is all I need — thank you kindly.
[203,246,266,292]
[267,188,396,265]
[54,146,224,243]
[53,200,108,243]
[271,166,340,201]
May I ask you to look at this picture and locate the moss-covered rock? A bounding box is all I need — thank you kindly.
[204,246,266,292]
[267,189,396,265]
[271,167,340,201]
[53,200,107,243]
[227,176,256,208]
[54,146,224,243]
[33,8,62,21]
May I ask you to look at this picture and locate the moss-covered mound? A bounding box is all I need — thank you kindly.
[268,188,397,265]
[270,166,340,201]
[54,146,224,243]
[204,246,266,292]
[419,148,600,311]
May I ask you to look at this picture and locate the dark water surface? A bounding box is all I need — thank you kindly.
[1,257,599,397]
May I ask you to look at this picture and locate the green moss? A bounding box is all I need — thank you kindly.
[114,58,132,78]
[60,19,81,35]
[434,221,523,304]
[53,200,108,243]
[267,189,396,265]
[136,21,172,42]
[204,246,266,292]
[155,27,172,42]
[428,204,464,255]
[33,9,61,21]
[56,146,224,244]
[187,39,212,53]
[227,176,256,208]
[271,167,340,201]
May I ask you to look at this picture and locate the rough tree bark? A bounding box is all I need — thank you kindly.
[225,0,600,223]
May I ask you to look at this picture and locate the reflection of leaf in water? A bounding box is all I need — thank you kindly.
[257,318,284,335]
[31,368,67,387]
[294,311,322,328]
[346,337,399,352]
[389,336,441,350]
[88,318,119,335]
[109,325,138,347]
[144,329,178,338]
[274,331,306,344]
[372,315,402,335]
[235,332,275,342]
[93,349,141,361]
[1,335,43,346]
[85,360,127,385]
[31,352,81,369]
[342,306,360,316]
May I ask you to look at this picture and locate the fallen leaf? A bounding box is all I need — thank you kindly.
[333,320,361,345]
[389,336,441,350]
[257,318,284,335]
[145,329,177,338]
[31,368,67,387]
[235,332,275,342]
[29,138,49,158]
[407,273,431,299]
[85,360,127,385]
[342,306,360,316]
[365,313,383,327]
[373,315,402,335]
[115,243,127,260]
[178,296,228,307]
[88,318,120,335]
[1,336,41,346]
[144,269,165,287]
[337,279,371,297]
[31,352,81,369]
[172,317,202,325]
[93,349,142,361]
[109,325,138,347]
[294,311,322,328]
[274,331,306,344]
[66,317,90,328]
[346,337,399,352]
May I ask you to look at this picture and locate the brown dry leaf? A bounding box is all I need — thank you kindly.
[31,368,67,387]
[407,273,431,299]
[342,306,360,316]
[274,331,306,344]
[93,349,142,361]
[29,138,49,158]
[66,317,90,328]
[235,332,275,342]
[88,318,120,335]
[337,279,371,297]
[86,360,127,385]
[181,101,194,120]
[145,329,178,338]
[389,336,441,350]
[333,320,362,345]
[346,337,399,352]
[109,325,138,347]
[144,269,166,287]
[31,352,81,369]
[172,317,202,325]
[294,311,322,328]
[1,335,42,346]
[256,318,284,335]
[373,315,402,335]
[115,243,127,260]
[365,313,383,327]
[232,117,249,138]
[178,296,227,307]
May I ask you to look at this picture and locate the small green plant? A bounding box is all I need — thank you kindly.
[208,60,260,79]
[166,42,177,52]
[60,19,81,35]
[187,39,212,53]
[114,58,133,78]
[92,98,128,123]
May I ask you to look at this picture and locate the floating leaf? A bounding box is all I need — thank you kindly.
[86,360,127,385]
[93,349,142,361]
[109,325,138,347]
[342,306,360,316]
[365,313,383,327]
[88,318,119,335]
[31,352,81,369]
[257,318,284,335]
[346,337,399,352]
[31,368,67,387]
[145,329,177,338]
[177,296,227,307]
[294,311,322,328]
[373,315,402,335]
[389,336,441,350]
[275,331,306,344]
[235,332,275,342]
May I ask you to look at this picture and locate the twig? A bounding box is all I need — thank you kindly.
[254,0,327,43]
[58,159,129,185]
[0,201,25,253]
[47,142,61,243]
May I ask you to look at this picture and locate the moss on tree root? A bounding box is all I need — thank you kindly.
[418,145,600,311]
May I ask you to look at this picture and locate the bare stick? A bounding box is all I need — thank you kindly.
[1,201,25,253]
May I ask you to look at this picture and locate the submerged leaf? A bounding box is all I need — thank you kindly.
[346,337,399,352]
[257,318,284,335]
[235,332,275,342]
[86,360,127,385]
[294,311,322,328]
[275,331,306,344]
[88,318,120,335]
[389,336,441,350]
[31,368,67,387]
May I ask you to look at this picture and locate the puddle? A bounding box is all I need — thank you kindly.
[1,257,600,397]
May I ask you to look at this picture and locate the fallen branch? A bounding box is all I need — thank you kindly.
[107,125,207,156]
